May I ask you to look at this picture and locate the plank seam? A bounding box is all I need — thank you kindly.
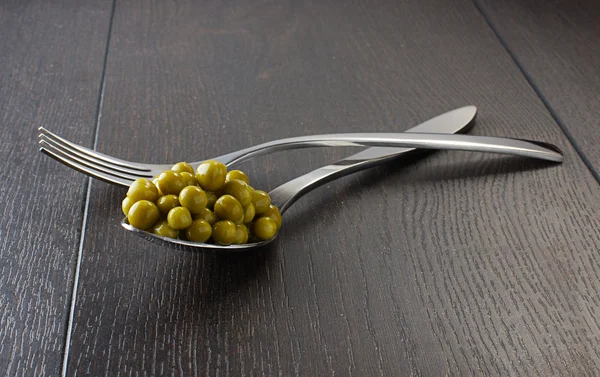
[60,0,118,375]
[472,0,600,185]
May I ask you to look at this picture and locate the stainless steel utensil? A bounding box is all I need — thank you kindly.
[121,106,488,251]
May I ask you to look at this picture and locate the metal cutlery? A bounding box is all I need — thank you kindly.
[39,117,562,187]
[121,106,484,250]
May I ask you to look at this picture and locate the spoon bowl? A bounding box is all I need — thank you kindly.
[120,218,277,251]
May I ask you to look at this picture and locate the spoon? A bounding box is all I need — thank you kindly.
[121,106,563,251]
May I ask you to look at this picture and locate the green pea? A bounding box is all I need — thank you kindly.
[167,206,192,230]
[157,170,186,195]
[151,220,179,238]
[195,160,227,192]
[251,216,278,241]
[212,220,237,245]
[179,186,207,214]
[243,203,255,224]
[263,204,282,229]
[234,224,249,244]
[152,178,163,196]
[180,172,197,187]
[127,200,160,230]
[171,162,194,174]
[214,194,244,223]
[122,197,133,216]
[223,179,252,207]
[185,219,212,243]
[251,190,271,215]
[156,195,180,216]
[226,170,249,185]
[127,178,159,203]
[205,191,217,210]
[194,208,217,225]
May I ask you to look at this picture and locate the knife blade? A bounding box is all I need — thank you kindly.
[269,106,478,213]
[338,105,477,162]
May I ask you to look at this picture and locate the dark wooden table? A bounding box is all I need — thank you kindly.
[2,0,599,375]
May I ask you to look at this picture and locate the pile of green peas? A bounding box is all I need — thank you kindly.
[122,161,282,245]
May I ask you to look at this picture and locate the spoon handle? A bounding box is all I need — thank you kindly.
[269,138,562,214]
[269,149,413,214]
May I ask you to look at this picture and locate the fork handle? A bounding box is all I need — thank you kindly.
[269,138,562,214]
[215,133,563,167]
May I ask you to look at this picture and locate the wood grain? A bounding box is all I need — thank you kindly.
[0,1,112,376]
[68,0,600,375]
[476,0,600,178]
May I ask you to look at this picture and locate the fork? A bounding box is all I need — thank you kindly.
[38,123,563,187]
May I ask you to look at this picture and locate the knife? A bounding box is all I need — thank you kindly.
[269,106,478,213]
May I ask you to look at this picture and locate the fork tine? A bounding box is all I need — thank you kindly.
[39,134,154,178]
[40,146,132,187]
[40,140,147,186]
[38,127,151,172]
